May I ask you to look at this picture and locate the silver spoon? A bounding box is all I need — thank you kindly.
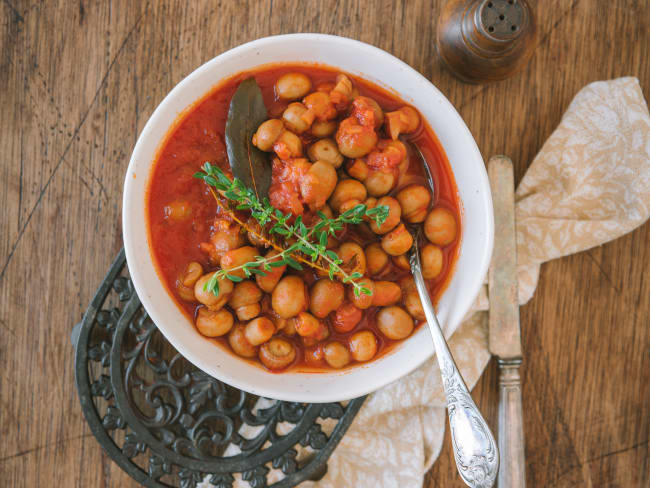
[404,140,499,488]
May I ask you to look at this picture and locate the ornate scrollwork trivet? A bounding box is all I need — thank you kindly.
[73,249,365,487]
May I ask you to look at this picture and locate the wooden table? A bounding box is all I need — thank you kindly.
[1,1,648,486]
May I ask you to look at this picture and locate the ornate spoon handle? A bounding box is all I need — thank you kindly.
[410,245,499,488]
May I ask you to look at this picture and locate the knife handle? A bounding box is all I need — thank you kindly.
[497,358,526,488]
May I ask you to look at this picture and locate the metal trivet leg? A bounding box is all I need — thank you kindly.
[72,249,366,488]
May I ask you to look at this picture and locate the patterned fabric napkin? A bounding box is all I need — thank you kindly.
[301,77,650,487]
[212,77,649,488]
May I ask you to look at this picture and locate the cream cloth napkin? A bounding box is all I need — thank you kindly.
[207,77,650,488]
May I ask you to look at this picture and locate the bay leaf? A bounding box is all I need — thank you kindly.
[225,77,271,199]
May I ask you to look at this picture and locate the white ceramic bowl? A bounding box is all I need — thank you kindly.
[123,34,493,403]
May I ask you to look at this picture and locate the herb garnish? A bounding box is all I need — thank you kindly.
[194,162,389,298]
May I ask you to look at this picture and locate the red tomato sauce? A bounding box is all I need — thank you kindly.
[146,64,461,372]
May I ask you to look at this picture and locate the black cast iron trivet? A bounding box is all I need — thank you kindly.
[72,249,366,488]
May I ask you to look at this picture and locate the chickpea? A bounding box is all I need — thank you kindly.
[309,279,344,318]
[392,254,410,271]
[276,72,312,100]
[256,249,287,292]
[381,223,414,256]
[307,138,344,168]
[385,106,420,140]
[400,275,416,293]
[365,243,390,276]
[324,342,351,369]
[351,96,384,128]
[315,81,335,93]
[363,197,378,215]
[228,281,263,321]
[207,219,246,266]
[346,158,369,181]
[365,169,395,197]
[376,306,414,340]
[204,221,241,265]
[181,262,202,286]
[252,119,284,152]
[228,324,257,358]
[300,322,330,347]
[228,281,261,307]
[294,312,322,337]
[331,74,353,101]
[336,117,378,158]
[194,272,234,311]
[273,130,303,159]
[164,200,191,221]
[304,344,325,366]
[329,179,367,213]
[303,91,337,122]
[399,106,420,131]
[310,120,337,138]
[300,160,338,208]
[176,282,196,302]
[347,279,374,309]
[396,185,431,223]
[301,321,330,347]
[275,317,298,337]
[244,317,276,346]
[400,276,425,321]
[195,307,234,337]
[369,196,401,234]
[366,140,407,171]
[421,243,444,279]
[404,293,425,321]
[337,242,366,276]
[424,207,458,246]
[259,338,297,370]
[397,151,410,182]
[282,102,312,133]
[312,321,331,341]
[332,302,363,333]
[272,275,309,319]
[220,246,259,279]
[348,330,378,362]
[269,312,286,330]
[176,261,203,301]
[338,198,362,215]
[372,281,402,306]
[235,304,260,324]
[245,217,268,248]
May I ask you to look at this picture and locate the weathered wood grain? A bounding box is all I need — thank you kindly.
[0,0,648,486]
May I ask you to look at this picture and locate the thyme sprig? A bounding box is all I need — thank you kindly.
[194,162,389,297]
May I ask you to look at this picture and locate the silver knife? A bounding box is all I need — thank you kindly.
[488,156,526,488]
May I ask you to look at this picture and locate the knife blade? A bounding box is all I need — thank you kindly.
[488,156,521,359]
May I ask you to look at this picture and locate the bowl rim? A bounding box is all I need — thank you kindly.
[123,33,493,402]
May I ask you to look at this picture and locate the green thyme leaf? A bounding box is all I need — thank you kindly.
[285,256,303,271]
[203,273,220,296]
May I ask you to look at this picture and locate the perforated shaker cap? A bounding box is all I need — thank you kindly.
[480,0,529,40]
